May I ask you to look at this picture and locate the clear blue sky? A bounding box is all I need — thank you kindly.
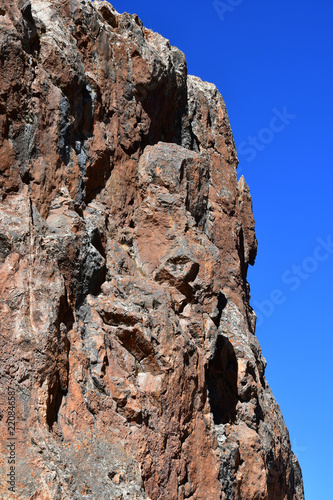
[107,1,333,498]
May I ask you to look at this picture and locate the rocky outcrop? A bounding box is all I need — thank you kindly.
[0,1,303,499]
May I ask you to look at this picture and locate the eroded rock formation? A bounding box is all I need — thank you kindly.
[0,1,304,498]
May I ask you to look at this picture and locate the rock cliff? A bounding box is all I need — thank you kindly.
[0,1,304,498]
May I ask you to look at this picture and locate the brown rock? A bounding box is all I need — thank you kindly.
[0,1,303,499]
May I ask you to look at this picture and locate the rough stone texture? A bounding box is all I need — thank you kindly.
[0,1,304,499]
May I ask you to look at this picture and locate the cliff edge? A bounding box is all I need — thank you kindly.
[0,1,304,498]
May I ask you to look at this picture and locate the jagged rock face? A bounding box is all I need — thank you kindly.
[0,1,304,499]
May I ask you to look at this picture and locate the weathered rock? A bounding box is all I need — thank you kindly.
[0,1,303,499]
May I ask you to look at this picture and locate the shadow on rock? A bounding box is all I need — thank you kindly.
[206,334,238,425]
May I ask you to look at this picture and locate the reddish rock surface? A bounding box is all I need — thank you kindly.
[0,1,304,499]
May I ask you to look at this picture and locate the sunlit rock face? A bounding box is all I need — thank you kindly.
[0,1,304,498]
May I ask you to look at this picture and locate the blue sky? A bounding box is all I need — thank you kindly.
[107,1,333,498]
